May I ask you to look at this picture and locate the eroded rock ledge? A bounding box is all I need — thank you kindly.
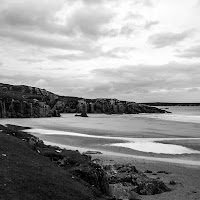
[0,82,170,118]
[0,124,173,200]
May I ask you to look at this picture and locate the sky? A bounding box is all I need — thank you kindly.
[0,0,200,102]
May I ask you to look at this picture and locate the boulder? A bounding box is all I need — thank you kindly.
[69,163,110,196]
[109,183,141,200]
[28,137,44,150]
[83,151,103,155]
[104,163,170,198]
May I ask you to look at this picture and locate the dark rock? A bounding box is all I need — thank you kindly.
[75,113,88,117]
[81,112,88,117]
[144,170,152,173]
[83,151,102,155]
[69,164,110,195]
[114,164,138,173]
[136,177,170,195]
[104,163,170,197]
[27,136,44,150]
[169,180,176,185]
[43,151,65,161]
[92,158,102,165]
[157,170,170,174]
[109,183,141,200]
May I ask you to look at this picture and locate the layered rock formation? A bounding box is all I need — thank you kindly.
[0,83,60,118]
[0,83,169,118]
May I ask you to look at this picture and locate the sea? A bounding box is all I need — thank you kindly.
[142,106,200,123]
[1,106,200,164]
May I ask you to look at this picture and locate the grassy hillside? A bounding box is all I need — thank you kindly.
[0,125,107,200]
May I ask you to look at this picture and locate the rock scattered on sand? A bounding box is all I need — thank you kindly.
[144,170,152,173]
[103,163,171,198]
[157,170,171,174]
[83,151,103,155]
[169,180,176,185]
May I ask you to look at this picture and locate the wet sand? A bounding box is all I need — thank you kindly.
[1,113,200,160]
[1,113,200,199]
[1,113,200,138]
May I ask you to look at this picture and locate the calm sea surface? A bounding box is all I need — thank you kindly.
[1,106,200,157]
[142,106,200,123]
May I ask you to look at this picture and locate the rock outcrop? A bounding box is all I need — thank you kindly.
[0,83,60,118]
[104,163,171,199]
[0,82,170,118]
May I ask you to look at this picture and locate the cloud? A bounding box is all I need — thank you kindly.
[0,0,66,34]
[48,53,96,61]
[132,0,154,7]
[120,24,136,36]
[1,62,200,102]
[0,28,94,51]
[124,12,144,21]
[176,45,200,58]
[91,62,200,97]
[81,0,105,5]
[48,46,135,61]
[148,31,191,48]
[66,4,114,38]
[144,20,159,29]
[187,87,200,92]
[19,58,45,63]
[0,0,115,56]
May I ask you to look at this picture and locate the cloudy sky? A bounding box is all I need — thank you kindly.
[0,0,200,102]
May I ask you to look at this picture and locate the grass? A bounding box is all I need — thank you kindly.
[0,125,107,200]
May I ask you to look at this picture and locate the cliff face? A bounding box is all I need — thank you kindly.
[0,83,169,118]
[0,83,60,118]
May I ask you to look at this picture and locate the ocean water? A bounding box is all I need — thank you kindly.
[140,106,200,123]
[1,106,200,156]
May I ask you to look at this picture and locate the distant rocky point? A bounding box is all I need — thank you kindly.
[0,83,170,118]
[141,102,200,106]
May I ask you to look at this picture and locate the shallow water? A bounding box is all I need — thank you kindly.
[1,107,200,157]
[25,128,200,155]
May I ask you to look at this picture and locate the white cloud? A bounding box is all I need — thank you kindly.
[66,4,114,38]
[177,45,200,58]
[148,31,191,48]
[0,0,200,102]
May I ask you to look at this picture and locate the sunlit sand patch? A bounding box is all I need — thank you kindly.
[108,142,200,154]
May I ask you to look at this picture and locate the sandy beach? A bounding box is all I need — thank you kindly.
[1,113,200,199]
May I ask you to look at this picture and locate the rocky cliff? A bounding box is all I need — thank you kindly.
[0,83,169,118]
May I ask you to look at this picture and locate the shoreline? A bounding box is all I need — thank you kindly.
[1,123,200,200]
[1,113,200,138]
[1,113,200,166]
[23,127,200,164]
[42,140,200,167]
